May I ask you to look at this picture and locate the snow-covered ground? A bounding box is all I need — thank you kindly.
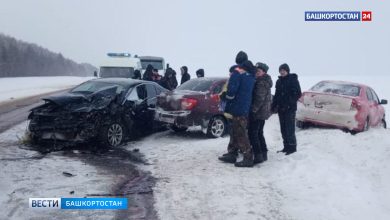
[0,74,389,220]
[124,74,390,220]
[0,76,94,103]
[127,115,390,220]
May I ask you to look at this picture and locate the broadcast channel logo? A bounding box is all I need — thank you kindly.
[305,11,372,22]
[29,198,61,209]
[29,198,128,210]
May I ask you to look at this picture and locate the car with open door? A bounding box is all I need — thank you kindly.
[155,77,229,138]
[28,78,167,148]
[296,80,387,134]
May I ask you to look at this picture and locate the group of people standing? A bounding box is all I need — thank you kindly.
[133,64,205,91]
[219,51,302,168]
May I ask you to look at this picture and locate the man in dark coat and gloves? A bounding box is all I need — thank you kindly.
[271,63,302,155]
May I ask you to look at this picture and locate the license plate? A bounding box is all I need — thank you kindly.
[41,132,67,140]
[159,115,175,124]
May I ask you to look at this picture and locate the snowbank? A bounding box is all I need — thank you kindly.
[130,115,390,220]
[0,76,94,103]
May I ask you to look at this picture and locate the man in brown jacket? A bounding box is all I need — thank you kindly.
[249,62,273,164]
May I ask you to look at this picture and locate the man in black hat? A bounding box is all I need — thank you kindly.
[218,51,256,167]
[271,63,302,155]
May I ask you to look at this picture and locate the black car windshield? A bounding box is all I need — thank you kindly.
[71,81,126,94]
[176,79,214,92]
[311,81,360,97]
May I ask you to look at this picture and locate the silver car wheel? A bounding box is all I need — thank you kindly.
[211,118,225,137]
[107,123,123,147]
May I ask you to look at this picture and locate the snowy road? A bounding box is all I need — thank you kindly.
[0,90,69,133]
[0,122,157,220]
[124,115,390,220]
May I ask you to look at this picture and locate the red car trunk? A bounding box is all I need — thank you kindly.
[155,77,228,138]
[157,90,207,111]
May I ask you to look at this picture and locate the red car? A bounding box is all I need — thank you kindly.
[155,77,228,138]
[296,80,387,134]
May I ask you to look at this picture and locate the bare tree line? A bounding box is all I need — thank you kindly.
[0,33,97,77]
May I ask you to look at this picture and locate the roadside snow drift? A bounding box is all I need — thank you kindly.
[128,114,390,220]
[0,76,93,103]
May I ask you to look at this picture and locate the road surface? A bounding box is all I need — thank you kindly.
[0,90,70,133]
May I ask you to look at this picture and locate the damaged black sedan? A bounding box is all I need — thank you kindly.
[28,78,167,147]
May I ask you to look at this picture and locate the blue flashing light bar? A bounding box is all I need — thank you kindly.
[107,53,131,57]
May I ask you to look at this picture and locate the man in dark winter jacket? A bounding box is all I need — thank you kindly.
[271,63,302,155]
[160,68,178,90]
[249,62,273,164]
[143,64,154,81]
[132,69,141,80]
[219,51,256,168]
[180,66,191,84]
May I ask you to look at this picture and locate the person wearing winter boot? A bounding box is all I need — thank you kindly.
[271,63,302,155]
[218,51,256,167]
[248,62,273,164]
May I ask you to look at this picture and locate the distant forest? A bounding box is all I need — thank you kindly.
[0,33,97,77]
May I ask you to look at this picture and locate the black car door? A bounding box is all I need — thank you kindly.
[133,84,149,119]
[144,83,159,128]
[124,84,148,128]
[146,83,158,109]
[125,83,163,133]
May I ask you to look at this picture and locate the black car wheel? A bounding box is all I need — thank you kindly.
[382,118,387,129]
[100,121,125,147]
[207,116,226,138]
[296,120,308,129]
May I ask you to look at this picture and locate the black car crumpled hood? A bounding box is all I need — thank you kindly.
[41,86,120,112]
[42,93,88,106]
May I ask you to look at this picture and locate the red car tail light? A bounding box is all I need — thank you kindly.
[181,98,198,110]
[210,94,220,102]
[351,99,361,110]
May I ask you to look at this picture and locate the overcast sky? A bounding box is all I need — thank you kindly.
[0,0,389,77]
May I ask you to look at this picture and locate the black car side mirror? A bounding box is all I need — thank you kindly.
[380,99,388,105]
